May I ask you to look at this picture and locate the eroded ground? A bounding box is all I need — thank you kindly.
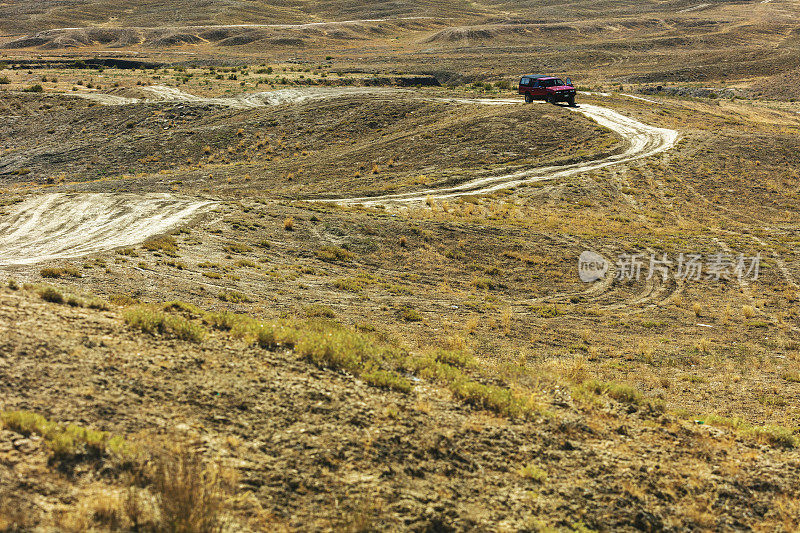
[1,55,800,531]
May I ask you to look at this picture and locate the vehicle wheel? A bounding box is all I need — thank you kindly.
[546,95,554,104]
[567,95,575,107]
[524,93,533,104]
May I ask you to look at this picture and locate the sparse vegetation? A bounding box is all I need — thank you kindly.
[315,246,355,263]
[5,18,800,528]
[143,236,178,256]
[123,306,207,343]
[1,410,135,460]
[125,446,229,533]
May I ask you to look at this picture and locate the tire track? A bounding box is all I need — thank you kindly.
[0,193,215,266]
[330,103,679,206]
[37,86,679,273]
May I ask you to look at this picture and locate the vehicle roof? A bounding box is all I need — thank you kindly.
[521,74,551,79]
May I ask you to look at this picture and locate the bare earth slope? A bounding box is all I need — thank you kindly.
[0,88,667,265]
[332,101,679,205]
[2,287,799,530]
[0,193,215,266]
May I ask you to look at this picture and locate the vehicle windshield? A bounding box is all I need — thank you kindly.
[541,78,565,87]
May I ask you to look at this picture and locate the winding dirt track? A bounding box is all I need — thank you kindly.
[0,87,678,266]
[333,102,679,206]
[74,86,679,206]
[0,193,214,266]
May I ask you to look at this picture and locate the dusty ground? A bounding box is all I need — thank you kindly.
[2,284,800,532]
[2,0,800,530]
[1,0,799,98]
[1,82,800,530]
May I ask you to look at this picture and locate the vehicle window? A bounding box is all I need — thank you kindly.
[520,78,530,86]
[555,79,564,86]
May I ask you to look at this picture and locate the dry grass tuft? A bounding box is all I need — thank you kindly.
[142,236,178,256]
[124,306,207,343]
[40,266,82,279]
[315,246,355,263]
[1,410,136,460]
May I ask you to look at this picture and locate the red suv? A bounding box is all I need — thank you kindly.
[519,75,576,106]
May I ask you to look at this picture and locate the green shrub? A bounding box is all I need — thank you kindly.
[405,354,537,418]
[693,414,798,449]
[471,277,499,290]
[223,242,253,254]
[235,259,257,268]
[40,266,82,279]
[203,310,246,331]
[165,260,187,270]
[580,379,642,404]
[385,283,413,295]
[161,300,201,315]
[218,290,252,303]
[528,304,561,318]
[431,348,474,368]
[518,462,548,483]
[1,410,136,460]
[362,369,412,392]
[333,278,366,292]
[781,371,800,383]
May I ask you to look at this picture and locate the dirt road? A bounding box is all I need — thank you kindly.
[2,87,677,266]
[0,193,214,266]
[333,101,679,206]
[72,86,678,204]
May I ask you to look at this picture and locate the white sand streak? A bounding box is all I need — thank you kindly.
[0,193,214,266]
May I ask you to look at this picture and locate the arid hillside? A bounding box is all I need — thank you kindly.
[1,0,799,96]
[2,281,800,531]
[2,0,800,530]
